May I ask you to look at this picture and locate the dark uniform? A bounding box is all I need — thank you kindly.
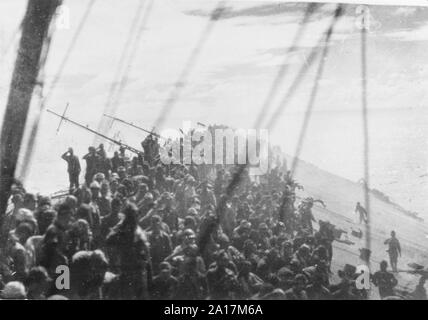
[372,269,398,299]
[62,149,81,191]
[385,232,401,272]
[83,148,98,186]
[355,202,368,224]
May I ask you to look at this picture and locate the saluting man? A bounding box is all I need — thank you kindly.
[62,147,81,192]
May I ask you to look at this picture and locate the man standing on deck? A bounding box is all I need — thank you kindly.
[355,202,368,224]
[83,147,98,186]
[384,231,401,272]
[62,148,81,192]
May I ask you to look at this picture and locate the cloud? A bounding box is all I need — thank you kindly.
[392,7,418,17]
[184,2,310,20]
[386,23,428,41]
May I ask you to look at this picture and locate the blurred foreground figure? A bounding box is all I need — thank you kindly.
[372,260,398,299]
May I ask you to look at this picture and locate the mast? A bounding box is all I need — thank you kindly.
[103,113,165,140]
[47,109,144,155]
[0,0,61,235]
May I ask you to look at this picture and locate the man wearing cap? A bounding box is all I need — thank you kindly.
[237,260,264,299]
[231,221,251,251]
[372,260,398,299]
[23,193,37,211]
[305,272,331,300]
[67,250,108,299]
[24,266,51,300]
[62,147,81,192]
[118,146,129,166]
[100,198,122,242]
[298,200,318,234]
[411,274,427,300]
[133,183,148,206]
[384,230,401,272]
[105,204,151,299]
[175,257,208,300]
[83,147,99,186]
[167,229,197,259]
[117,166,127,182]
[99,155,112,181]
[199,180,216,208]
[83,182,101,247]
[150,262,178,300]
[290,245,311,273]
[94,182,110,218]
[39,203,73,277]
[89,181,102,216]
[355,202,368,224]
[146,215,172,275]
[111,151,124,173]
[4,232,28,282]
[206,250,240,299]
[2,193,24,238]
[189,197,201,213]
[284,274,308,300]
[1,281,27,300]
[330,265,361,300]
[157,193,179,233]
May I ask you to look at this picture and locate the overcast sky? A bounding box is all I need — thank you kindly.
[0,1,427,215]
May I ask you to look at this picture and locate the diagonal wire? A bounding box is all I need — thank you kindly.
[254,2,318,128]
[43,0,97,106]
[94,0,149,143]
[103,0,155,137]
[151,0,227,131]
[289,20,335,177]
[264,5,343,130]
[18,0,97,181]
[361,23,371,265]
[271,6,343,226]
[219,5,343,214]
[0,19,23,63]
[200,5,343,253]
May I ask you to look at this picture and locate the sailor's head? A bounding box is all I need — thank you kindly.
[380,260,388,271]
[89,146,96,153]
[68,147,73,154]
[391,230,396,237]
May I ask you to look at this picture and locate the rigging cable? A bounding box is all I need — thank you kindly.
[254,3,318,128]
[230,5,343,187]
[0,18,23,64]
[200,5,343,253]
[263,5,343,130]
[100,0,155,143]
[18,0,97,181]
[289,19,335,177]
[361,18,372,269]
[151,0,227,131]
[94,0,151,144]
[216,4,343,223]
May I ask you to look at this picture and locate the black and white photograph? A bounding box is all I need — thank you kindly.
[0,0,427,304]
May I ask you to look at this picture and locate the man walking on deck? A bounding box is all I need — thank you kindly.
[384,231,401,272]
[355,202,368,224]
[62,147,81,192]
